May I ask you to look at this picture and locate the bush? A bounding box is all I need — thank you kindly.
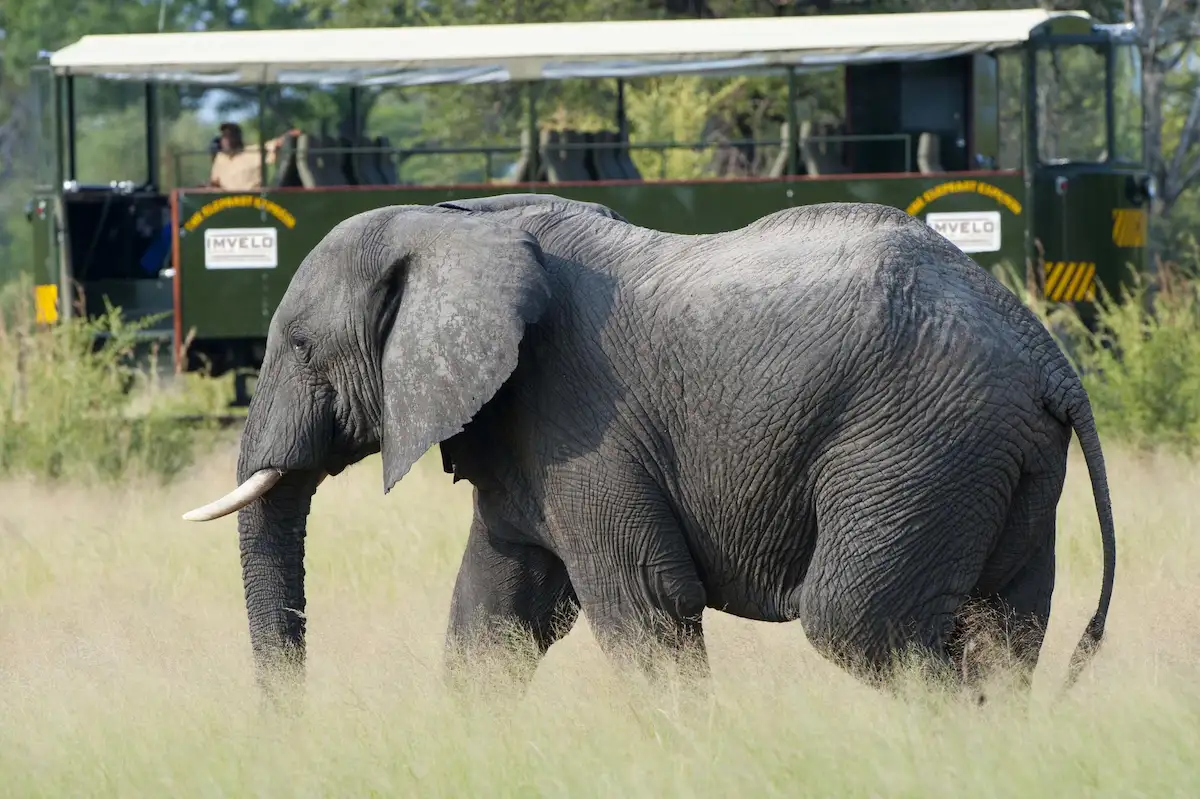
[0,278,231,483]
[993,259,1200,455]
[1068,264,1200,454]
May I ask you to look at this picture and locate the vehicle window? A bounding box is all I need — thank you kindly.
[1112,43,1144,165]
[1036,44,1107,164]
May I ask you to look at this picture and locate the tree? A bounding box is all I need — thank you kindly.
[1127,0,1200,219]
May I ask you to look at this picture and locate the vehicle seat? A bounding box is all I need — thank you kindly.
[270,132,304,188]
[798,120,848,176]
[589,130,627,181]
[335,135,360,185]
[295,133,345,187]
[917,132,945,174]
[320,134,350,185]
[612,131,642,180]
[767,121,796,178]
[539,129,592,183]
[350,135,386,185]
[374,136,402,184]
[494,128,538,184]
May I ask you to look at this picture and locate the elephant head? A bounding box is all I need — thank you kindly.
[181,194,624,686]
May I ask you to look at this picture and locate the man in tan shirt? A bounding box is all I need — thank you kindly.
[208,122,300,190]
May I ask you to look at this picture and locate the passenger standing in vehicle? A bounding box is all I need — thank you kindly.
[208,122,299,190]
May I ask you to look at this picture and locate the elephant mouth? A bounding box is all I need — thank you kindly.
[324,439,383,478]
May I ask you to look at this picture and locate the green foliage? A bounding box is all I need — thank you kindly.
[992,257,1200,456]
[0,278,228,484]
[624,77,739,180]
[1065,265,1200,454]
[0,182,35,286]
[1034,43,1109,164]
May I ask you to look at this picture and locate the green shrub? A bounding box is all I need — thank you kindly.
[993,259,1200,455]
[1068,265,1200,454]
[0,278,231,483]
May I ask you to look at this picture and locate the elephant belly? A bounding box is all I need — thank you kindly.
[656,412,827,623]
[687,499,819,624]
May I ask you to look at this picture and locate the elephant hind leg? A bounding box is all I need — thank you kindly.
[795,465,1010,690]
[954,466,1062,695]
[950,546,1054,698]
[993,542,1055,688]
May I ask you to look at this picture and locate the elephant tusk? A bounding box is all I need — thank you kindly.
[181,468,285,522]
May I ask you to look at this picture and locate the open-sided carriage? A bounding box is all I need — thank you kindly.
[28,8,1149,404]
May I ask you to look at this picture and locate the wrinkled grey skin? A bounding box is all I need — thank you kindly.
[230,193,1115,699]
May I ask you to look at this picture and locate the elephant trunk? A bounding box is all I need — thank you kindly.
[177,352,334,701]
[236,471,320,697]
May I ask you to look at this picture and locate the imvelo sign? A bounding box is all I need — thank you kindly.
[924,211,1002,254]
[203,227,279,269]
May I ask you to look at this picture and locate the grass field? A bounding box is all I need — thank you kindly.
[1,434,1198,797]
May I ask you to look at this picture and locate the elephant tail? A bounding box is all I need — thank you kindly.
[1059,385,1117,693]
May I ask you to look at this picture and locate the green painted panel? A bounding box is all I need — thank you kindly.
[83,280,174,332]
[177,174,1033,341]
[1032,169,1148,308]
[29,195,56,287]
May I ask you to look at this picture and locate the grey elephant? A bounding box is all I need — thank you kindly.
[183,193,1115,698]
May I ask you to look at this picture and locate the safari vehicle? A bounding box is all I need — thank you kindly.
[30,8,1150,404]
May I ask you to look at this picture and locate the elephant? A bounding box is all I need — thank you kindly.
[183,193,1115,700]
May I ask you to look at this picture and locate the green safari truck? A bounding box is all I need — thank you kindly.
[32,9,1150,405]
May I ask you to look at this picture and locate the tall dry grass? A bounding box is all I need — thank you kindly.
[0,439,1197,796]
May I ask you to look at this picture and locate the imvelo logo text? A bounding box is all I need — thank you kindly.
[204,227,278,270]
[924,211,1002,254]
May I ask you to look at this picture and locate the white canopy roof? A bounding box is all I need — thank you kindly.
[49,9,1094,87]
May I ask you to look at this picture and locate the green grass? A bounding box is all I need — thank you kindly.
[1069,266,1200,454]
[0,442,1196,796]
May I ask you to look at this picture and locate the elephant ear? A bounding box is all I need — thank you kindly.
[379,211,552,493]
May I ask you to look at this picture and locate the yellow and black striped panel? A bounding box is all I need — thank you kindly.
[1044,262,1097,303]
[1111,208,1147,248]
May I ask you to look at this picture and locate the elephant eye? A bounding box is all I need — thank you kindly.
[289,332,312,362]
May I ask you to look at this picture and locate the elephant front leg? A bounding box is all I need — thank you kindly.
[558,475,711,684]
[571,572,710,685]
[444,505,580,690]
